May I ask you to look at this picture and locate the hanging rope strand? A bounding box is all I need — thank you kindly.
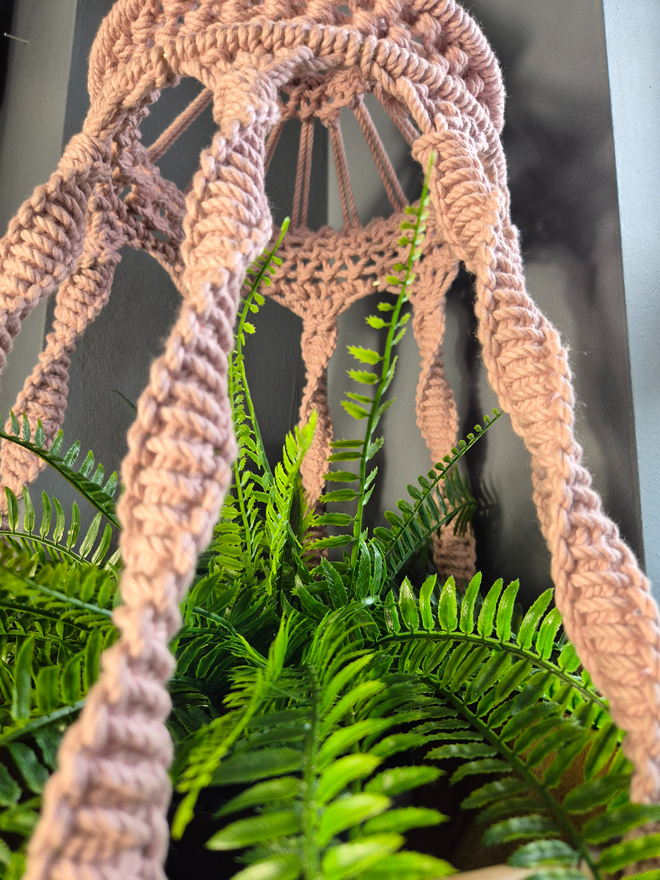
[147,88,213,163]
[292,118,314,228]
[300,118,315,228]
[353,96,407,211]
[329,119,358,227]
[264,118,285,173]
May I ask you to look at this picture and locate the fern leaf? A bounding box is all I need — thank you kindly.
[176,606,454,879]
[509,841,579,868]
[0,422,118,527]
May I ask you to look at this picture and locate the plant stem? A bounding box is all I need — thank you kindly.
[0,531,104,567]
[0,700,85,747]
[225,222,289,582]
[0,573,112,618]
[231,221,290,487]
[351,170,432,565]
[351,290,406,563]
[190,606,237,632]
[0,600,94,628]
[227,356,255,582]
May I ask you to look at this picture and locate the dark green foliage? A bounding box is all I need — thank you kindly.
[0,408,121,876]
[175,609,454,880]
[0,547,119,878]
[378,575,660,878]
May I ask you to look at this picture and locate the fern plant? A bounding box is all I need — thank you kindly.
[0,411,124,879]
[1,159,659,880]
[382,573,660,879]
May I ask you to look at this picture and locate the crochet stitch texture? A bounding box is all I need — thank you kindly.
[0,2,657,878]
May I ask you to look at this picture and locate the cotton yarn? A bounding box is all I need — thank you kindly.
[0,3,657,880]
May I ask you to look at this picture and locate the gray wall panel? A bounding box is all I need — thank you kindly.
[603,0,660,597]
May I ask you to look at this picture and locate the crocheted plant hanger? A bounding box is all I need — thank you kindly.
[0,2,658,879]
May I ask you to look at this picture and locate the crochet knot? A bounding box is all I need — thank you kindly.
[212,66,279,139]
[59,132,112,187]
[413,128,500,265]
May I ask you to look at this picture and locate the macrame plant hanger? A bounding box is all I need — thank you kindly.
[0,2,657,880]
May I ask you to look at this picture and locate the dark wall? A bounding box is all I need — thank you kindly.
[326,0,642,601]
[468,0,642,595]
[0,2,16,111]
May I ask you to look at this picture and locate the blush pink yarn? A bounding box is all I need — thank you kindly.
[0,2,657,879]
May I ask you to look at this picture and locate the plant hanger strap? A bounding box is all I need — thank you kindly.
[0,4,655,880]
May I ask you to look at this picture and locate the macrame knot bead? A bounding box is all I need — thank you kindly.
[413,128,500,266]
[59,133,112,188]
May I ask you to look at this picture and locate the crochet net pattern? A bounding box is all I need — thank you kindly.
[0,1,657,878]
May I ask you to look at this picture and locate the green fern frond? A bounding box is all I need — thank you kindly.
[215,220,290,590]
[0,549,118,640]
[432,688,660,879]
[264,413,317,593]
[373,572,660,878]
[0,415,119,527]
[317,160,436,570]
[372,411,501,584]
[231,218,290,485]
[175,606,455,880]
[381,572,606,716]
[0,549,118,878]
[1,487,117,568]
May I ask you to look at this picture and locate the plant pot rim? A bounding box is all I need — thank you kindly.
[454,867,589,880]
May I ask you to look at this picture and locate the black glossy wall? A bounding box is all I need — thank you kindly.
[327,0,642,601]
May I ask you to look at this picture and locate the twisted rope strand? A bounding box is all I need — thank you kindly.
[415,127,660,804]
[411,253,476,583]
[147,87,213,163]
[0,185,123,501]
[25,74,279,880]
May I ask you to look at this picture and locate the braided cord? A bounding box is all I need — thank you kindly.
[415,127,660,804]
